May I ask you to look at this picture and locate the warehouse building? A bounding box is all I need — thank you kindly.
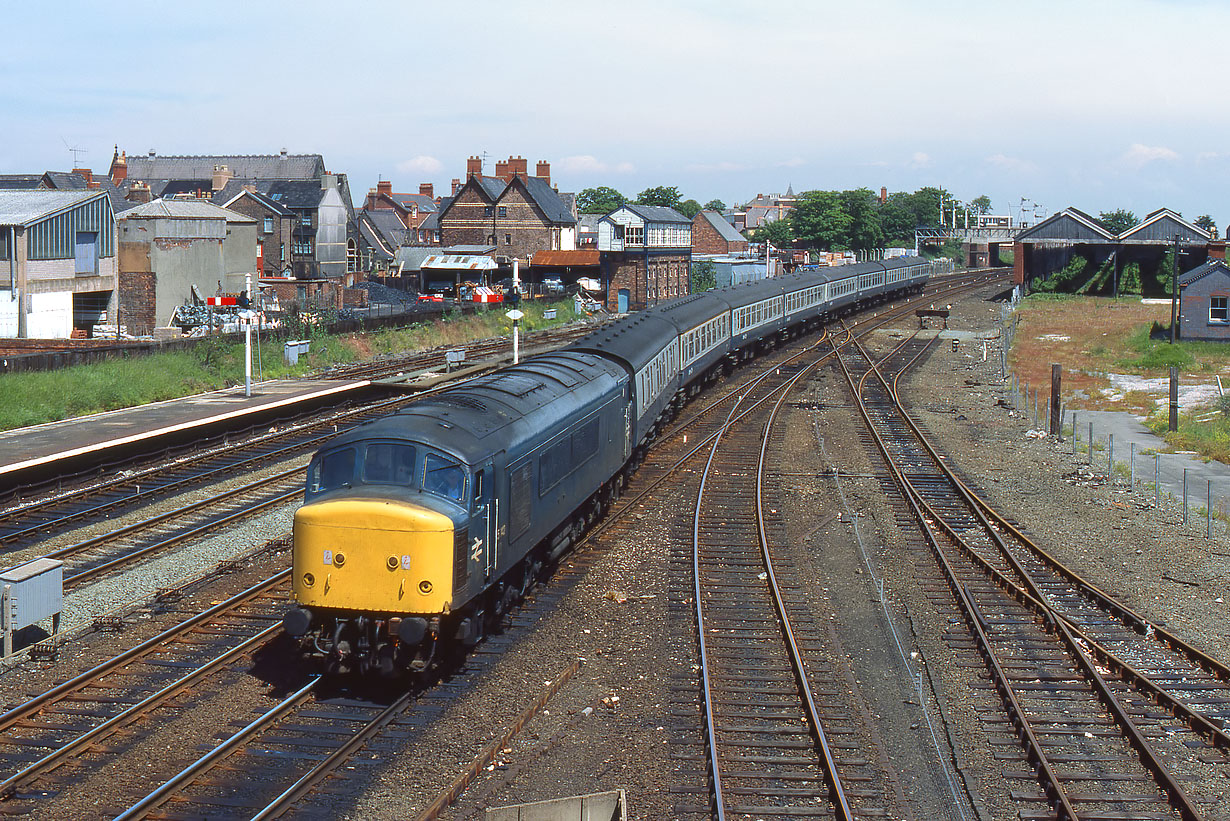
[0,190,118,338]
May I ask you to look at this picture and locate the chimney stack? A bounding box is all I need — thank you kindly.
[880,186,887,204]
[73,167,93,184]
[466,155,482,178]
[536,160,550,186]
[451,178,461,195]
[127,181,152,204]
[495,159,510,182]
[511,156,527,180]
[110,148,128,185]
[420,182,433,198]
[212,164,233,193]
[377,180,393,197]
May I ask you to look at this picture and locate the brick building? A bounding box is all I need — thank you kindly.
[597,204,692,312]
[1178,260,1230,342]
[692,209,748,255]
[436,156,576,262]
[219,188,295,277]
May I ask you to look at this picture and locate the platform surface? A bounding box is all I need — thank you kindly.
[0,378,369,481]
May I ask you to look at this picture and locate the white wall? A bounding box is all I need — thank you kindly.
[26,291,72,338]
[0,293,18,338]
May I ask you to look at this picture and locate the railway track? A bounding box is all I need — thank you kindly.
[0,565,291,811]
[836,325,1230,818]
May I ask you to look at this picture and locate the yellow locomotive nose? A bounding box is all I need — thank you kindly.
[292,499,455,614]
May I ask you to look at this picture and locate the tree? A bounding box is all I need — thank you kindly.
[635,186,682,209]
[1098,209,1137,234]
[704,198,726,212]
[791,191,852,250]
[878,194,917,247]
[690,260,716,293]
[678,199,703,219]
[1195,214,1217,236]
[576,186,626,215]
[839,188,884,251]
[970,195,992,215]
[751,218,794,247]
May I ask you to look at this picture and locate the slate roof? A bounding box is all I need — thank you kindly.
[390,193,437,212]
[698,210,746,243]
[622,203,691,224]
[0,175,43,190]
[117,198,255,222]
[42,171,90,190]
[519,175,575,224]
[1178,260,1230,287]
[123,152,326,181]
[221,186,294,216]
[0,191,110,225]
[360,209,409,257]
[1015,207,1115,242]
[264,180,326,209]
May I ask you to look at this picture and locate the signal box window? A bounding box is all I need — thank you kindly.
[1212,296,1228,322]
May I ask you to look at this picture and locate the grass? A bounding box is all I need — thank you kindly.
[0,300,578,432]
[1010,293,1230,464]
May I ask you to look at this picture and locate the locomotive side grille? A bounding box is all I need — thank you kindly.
[454,527,470,589]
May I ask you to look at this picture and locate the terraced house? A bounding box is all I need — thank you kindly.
[437,156,576,262]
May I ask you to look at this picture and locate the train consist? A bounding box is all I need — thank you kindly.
[282,257,939,673]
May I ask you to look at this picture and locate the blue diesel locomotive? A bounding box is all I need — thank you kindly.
[282,258,937,673]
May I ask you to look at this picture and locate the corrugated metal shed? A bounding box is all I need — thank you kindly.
[422,254,498,270]
[0,190,106,226]
[118,198,255,223]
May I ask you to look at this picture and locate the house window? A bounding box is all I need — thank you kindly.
[484,206,494,217]
[347,239,358,273]
[294,240,313,255]
[1212,296,1229,322]
[280,243,286,262]
[297,286,307,302]
[625,226,644,245]
[263,217,273,234]
[498,206,507,217]
[300,213,312,228]
[505,234,512,245]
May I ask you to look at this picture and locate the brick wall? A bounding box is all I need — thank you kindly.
[440,186,496,247]
[342,287,369,308]
[604,251,690,311]
[119,271,157,334]
[691,214,747,255]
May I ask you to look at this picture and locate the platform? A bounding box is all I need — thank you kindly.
[0,378,376,496]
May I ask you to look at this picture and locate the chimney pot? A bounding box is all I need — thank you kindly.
[149,149,156,158]
[280,148,288,156]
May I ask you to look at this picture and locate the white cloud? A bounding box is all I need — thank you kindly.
[396,155,443,175]
[775,157,805,168]
[986,153,1036,174]
[556,155,635,175]
[909,152,933,169]
[1121,143,1179,168]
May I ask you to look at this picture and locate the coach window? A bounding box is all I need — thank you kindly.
[1212,295,1229,323]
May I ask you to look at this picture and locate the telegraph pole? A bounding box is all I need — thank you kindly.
[1170,234,1179,344]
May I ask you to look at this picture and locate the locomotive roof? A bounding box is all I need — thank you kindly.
[328,351,626,464]
[566,311,681,372]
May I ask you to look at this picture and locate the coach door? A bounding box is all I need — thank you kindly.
[472,458,499,582]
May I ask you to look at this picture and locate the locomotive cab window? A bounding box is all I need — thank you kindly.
[362,442,417,486]
[307,447,356,496]
[425,453,467,502]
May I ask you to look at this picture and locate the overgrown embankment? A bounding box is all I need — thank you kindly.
[0,301,575,432]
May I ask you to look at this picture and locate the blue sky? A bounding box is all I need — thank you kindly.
[3,0,1228,226]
